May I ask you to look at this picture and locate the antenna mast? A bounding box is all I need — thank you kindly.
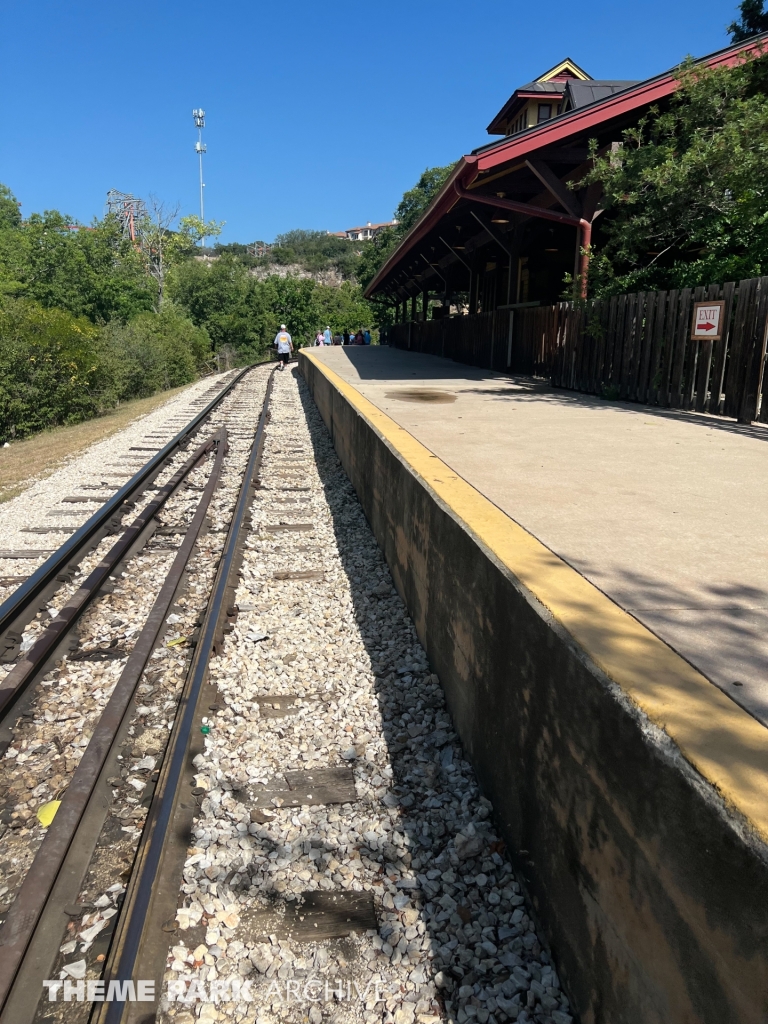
[192,108,207,246]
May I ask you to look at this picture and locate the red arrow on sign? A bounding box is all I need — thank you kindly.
[699,321,716,331]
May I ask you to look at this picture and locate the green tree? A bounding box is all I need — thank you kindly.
[357,165,455,323]
[0,184,21,231]
[579,52,768,294]
[0,208,154,321]
[394,164,455,233]
[168,256,374,359]
[177,214,225,249]
[729,0,768,41]
[0,299,108,440]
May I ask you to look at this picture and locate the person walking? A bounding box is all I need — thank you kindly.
[354,330,365,345]
[364,329,371,345]
[342,329,350,346]
[315,330,324,346]
[323,326,332,346]
[274,324,293,370]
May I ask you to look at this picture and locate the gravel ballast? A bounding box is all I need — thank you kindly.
[157,369,573,1024]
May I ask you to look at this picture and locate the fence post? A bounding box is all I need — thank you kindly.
[738,277,768,422]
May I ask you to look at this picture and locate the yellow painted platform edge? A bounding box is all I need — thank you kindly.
[301,350,768,840]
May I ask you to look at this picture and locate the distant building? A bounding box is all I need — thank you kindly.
[335,220,399,241]
[486,58,639,137]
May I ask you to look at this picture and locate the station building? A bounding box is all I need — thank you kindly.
[364,36,767,316]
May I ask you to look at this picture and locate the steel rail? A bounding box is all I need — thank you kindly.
[0,432,219,725]
[0,427,231,1020]
[0,364,254,655]
[99,368,276,1024]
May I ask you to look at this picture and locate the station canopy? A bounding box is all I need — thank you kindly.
[366,36,767,310]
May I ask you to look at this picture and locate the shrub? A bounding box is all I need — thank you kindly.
[98,305,212,400]
[0,299,108,440]
[0,298,211,442]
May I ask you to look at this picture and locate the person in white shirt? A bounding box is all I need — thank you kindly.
[274,325,293,370]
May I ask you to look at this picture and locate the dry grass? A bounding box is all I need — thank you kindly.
[0,385,193,504]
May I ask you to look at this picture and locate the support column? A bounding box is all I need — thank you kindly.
[422,289,429,322]
[410,294,417,322]
[470,261,479,315]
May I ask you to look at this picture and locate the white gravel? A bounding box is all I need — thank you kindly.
[158,369,573,1024]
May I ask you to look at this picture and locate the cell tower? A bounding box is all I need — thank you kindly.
[193,108,206,242]
[105,189,147,242]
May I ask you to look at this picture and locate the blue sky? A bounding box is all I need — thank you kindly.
[0,0,741,243]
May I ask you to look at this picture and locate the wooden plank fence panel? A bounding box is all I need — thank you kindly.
[609,295,627,388]
[575,302,591,390]
[618,293,637,398]
[669,288,692,408]
[573,304,586,390]
[724,278,756,418]
[572,304,585,390]
[583,303,595,391]
[570,304,583,389]
[601,297,618,392]
[647,290,667,405]
[738,276,768,422]
[658,290,679,407]
[591,300,609,393]
[636,291,657,403]
[626,292,645,401]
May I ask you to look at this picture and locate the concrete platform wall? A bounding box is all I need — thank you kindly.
[299,352,768,1024]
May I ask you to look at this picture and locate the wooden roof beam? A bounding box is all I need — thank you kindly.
[525,159,582,218]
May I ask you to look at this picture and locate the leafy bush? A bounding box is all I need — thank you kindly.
[580,52,768,295]
[0,298,211,442]
[98,305,212,400]
[0,299,107,439]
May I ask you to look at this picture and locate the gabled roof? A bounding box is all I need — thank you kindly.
[532,57,592,83]
[486,57,592,134]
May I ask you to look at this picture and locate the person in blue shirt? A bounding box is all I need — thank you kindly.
[323,326,332,346]
[364,329,371,345]
[274,325,293,370]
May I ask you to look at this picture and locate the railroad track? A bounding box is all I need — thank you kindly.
[0,367,574,1024]
[0,364,275,1023]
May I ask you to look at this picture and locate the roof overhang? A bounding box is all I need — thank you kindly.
[365,33,768,299]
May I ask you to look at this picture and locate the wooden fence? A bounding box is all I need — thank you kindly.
[383,310,514,374]
[384,277,768,422]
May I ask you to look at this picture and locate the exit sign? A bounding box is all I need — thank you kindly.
[691,301,726,341]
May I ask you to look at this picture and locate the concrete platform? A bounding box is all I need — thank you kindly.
[299,347,768,1024]
[306,345,768,727]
